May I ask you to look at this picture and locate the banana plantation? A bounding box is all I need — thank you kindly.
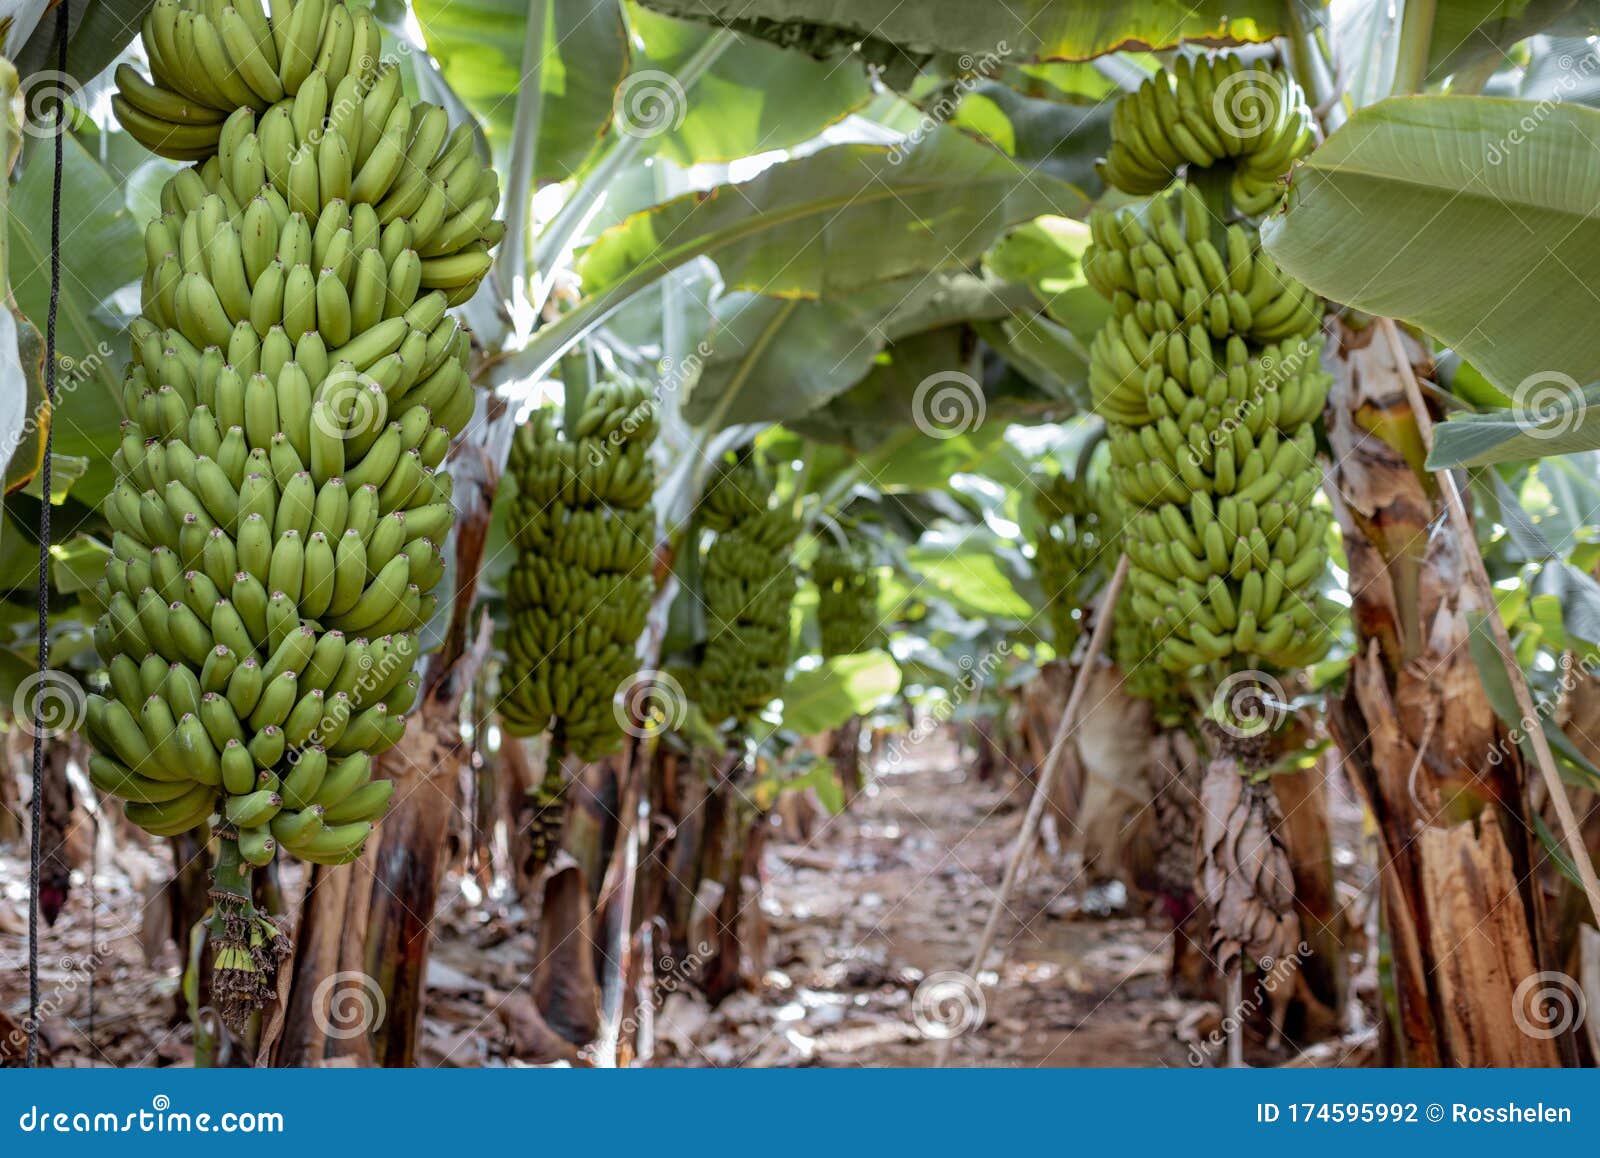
[3,0,1600,1073]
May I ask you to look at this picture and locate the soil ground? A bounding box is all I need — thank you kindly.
[647,738,1205,1067]
[1,735,1317,1068]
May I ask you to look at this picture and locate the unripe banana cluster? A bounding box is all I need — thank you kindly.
[1110,606,1170,701]
[1084,182,1323,427]
[1085,469,1177,709]
[694,493,799,725]
[1087,59,1331,674]
[499,380,659,759]
[812,540,885,658]
[84,0,501,871]
[1097,55,1314,215]
[1028,472,1103,655]
[697,451,769,533]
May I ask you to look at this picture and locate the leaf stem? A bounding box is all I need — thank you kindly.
[499,0,551,307]
[1392,0,1438,96]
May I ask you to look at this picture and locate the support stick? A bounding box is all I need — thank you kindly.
[1379,317,1600,930]
[933,554,1130,1066]
[1227,963,1244,1069]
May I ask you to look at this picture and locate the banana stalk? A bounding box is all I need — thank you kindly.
[1085,53,1334,687]
[499,377,659,759]
[681,450,798,725]
[88,0,502,1029]
[813,538,886,658]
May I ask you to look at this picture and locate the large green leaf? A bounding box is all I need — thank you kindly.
[686,273,1033,429]
[983,212,1109,345]
[781,651,901,734]
[950,82,1111,192]
[1263,96,1600,398]
[412,0,629,182]
[504,127,1082,384]
[1428,385,1600,468]
[906,536,1033,621]
[13,0,153,83]
[633,0,1308,62]
[578,127,1082,299]
[975,314,1091,409]
[9,133,141,505]
[855,421,1025,493]
[786,326,986,446]
[1428,1,1600,82]
[632,4,869,164]
[793,326,1068,451]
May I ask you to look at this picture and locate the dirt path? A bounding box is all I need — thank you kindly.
[655,738,1205,1067]
[1,737,1212,1067]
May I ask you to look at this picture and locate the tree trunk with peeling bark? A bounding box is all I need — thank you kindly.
[1324,320,1566,1066]
[831,716,864,800]
[1271,744,1347,1043]
[1141,728,1211,997]
[278,664,477,1066]
[37,736,81,927]
[1554,672,1600,981]
[276,394,506,1067]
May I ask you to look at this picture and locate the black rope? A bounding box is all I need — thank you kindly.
[28,0,70,1070]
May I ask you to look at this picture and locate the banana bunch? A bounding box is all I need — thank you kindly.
[1084,452,1176,708]
[693,486,799,724]
[499,379,659,758]
[1096,55,1314,215]
[86,0,501,871]
[1110,604,1173,704]
[697,450,769,533]
[116,0,376,159]
[1086,61,1332,674]
[1083,186,1324,428]
[812,540,885,658]
[1028,472,1103,655]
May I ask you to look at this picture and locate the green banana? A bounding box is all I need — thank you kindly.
[1083,55,1334,678]
[92,5,501,1037]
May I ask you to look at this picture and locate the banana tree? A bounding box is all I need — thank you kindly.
[1263,15,1600,1065]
